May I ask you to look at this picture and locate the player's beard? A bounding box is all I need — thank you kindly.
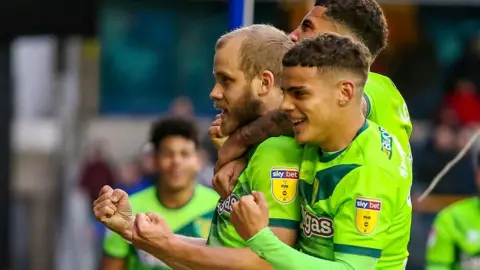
[222,84,264,135]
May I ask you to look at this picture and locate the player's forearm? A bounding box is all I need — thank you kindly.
[238,110,293,145]
[161,237,273,270]
[248,228,375,270]
[175,234,207,246]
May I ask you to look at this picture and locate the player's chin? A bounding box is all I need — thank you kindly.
[220,119,239,136]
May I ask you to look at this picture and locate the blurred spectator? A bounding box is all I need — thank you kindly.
[197,147,214,188]
[443,79,480,125]
[425,150,480,268]
[447,35,480,92]
[140,143,157,177]
[414,125,476,194]
[101,117,218,270]
[79,141,116,204]
[114,158,153,196]
[170,96,194,118]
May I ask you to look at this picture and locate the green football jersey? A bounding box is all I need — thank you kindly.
[103,185,219,270]
[365,72,413,169]
[207,136,303,247]
[298,121,412,269]
[426,197,480,270]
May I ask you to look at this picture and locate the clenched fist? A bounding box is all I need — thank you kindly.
[231,191,269,241]
[93,185,133,240]
[208,114,228,149]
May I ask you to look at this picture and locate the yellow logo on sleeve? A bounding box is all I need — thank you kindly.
[355,197,382,234]
[271,167,299,204]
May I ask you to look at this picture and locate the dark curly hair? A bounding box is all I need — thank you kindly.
[283,33,371,84]
[315,0,388,57]
[149,116,200,152]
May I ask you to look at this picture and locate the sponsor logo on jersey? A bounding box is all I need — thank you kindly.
[217,193,239,215]
[379,127,393,159]
[271,167,299,204]
[355,197,381,234]
[301,205,334,238]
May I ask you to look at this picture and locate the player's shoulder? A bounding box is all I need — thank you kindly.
[194,184,220,205]
[351,121,399,171]
[367,72,397,90]
[129,186,156,204]
[441,197,479,216]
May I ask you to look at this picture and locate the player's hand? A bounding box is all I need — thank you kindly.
[212,156,247,199]
[93,185,133,239]
[231,191,269,241]
[208,114,228,149]
[132,212,174,255]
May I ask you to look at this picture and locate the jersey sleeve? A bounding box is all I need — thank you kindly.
[246,138,303,229]
[330,165,403,259]
[103,229,130,258]
[426,211,456,268]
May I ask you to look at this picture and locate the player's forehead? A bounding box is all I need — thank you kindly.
[159,136,196,151]
[213,38,243,76]
[283,66,318,84]
[302,6,327,26]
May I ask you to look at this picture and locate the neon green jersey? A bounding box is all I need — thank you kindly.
[207,136,303,247]
[365,72,413,173]
[298,121,412,269]
[426,197,480,270]
[103,185,218,270]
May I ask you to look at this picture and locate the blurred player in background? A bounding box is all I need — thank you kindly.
[100,117,218,270]
[231,33,412,269]
[212,0,413,195]
[95,24,302,270]
[426,150,480,270]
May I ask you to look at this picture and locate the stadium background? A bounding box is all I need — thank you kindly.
[0,0,479,269]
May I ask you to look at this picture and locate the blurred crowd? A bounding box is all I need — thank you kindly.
[54,3,480,270]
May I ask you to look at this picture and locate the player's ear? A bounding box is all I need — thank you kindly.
[338,79,355,107]
[258,70,275,96]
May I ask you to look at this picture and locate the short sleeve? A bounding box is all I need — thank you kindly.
[426,211,455,267]
[103,229,130,258]
[331,166,404,259]
[246,138,303,230]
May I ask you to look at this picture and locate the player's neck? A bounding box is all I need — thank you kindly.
[156,182,195,209]
[320,112,365,152]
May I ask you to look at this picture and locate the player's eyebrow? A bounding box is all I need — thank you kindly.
[213,70,233,79]
[282,86,306,93]
[301,18,314,29]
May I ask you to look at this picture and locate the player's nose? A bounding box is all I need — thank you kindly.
[210,83,224,101]
[280,95,295,112]
[289,30,300,44]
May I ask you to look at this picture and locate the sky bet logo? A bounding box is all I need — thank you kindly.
[271,169,298,179]
[356,198,382,211]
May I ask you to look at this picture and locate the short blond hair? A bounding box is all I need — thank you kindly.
[216,24,294,84]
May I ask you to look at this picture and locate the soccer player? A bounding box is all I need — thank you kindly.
[426,151,480,270]
[230,34,412,269]
[212,0,413,192]
[94,24,303,270]
[99,117,219,270]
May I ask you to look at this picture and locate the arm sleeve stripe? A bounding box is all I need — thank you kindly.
[269,218,299,230]
[363,92,372,118]
[334,243,382,258]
